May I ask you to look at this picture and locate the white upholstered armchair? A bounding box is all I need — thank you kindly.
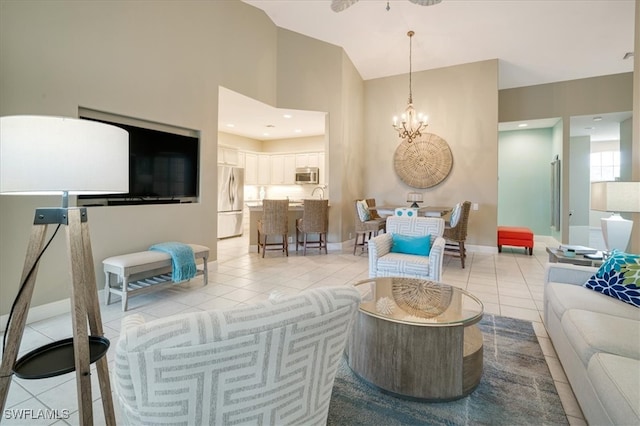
[113,286,361,425]
[368,216,446,282]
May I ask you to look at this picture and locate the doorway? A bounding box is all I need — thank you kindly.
[497,118,562,243]
[216,87,328,253]
[568,111,632,249]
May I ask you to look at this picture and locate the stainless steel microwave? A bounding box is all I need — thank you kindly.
[295,167,319,184]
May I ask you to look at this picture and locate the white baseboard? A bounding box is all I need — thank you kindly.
[248,242,346,253]
[0,298,71,333]
[465,244,498,254]
[535,235,561,248]
[327,242,343,251]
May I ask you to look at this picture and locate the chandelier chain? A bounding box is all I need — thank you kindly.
[392,29,427,144]
[408,30,413,104]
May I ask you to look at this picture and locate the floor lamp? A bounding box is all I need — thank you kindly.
[591,181,640,253]
[0,115,128,425]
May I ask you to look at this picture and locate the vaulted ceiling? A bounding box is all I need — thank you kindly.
[243,0,635,89]
[222,1,635,142]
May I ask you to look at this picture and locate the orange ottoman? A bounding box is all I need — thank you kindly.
[497,226,533,255]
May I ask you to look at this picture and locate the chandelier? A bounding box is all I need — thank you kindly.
[392,31,427,143]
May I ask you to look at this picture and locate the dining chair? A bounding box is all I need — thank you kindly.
[257,199,289,257]
[296,199,328,255]
[443,201,472,268]
[354,199,386,255]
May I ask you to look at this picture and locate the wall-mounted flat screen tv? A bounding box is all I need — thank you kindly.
[78,116,199,206]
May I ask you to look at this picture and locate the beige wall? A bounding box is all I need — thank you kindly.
[364,59,499,247]
[0,1,362,315]
[219,133,325,153]
[218,132,264,152]
[262,135,325,153]
[275,29,366,242]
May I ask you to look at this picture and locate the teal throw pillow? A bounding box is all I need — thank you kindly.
[391,234,431,256]
[583,250,640,308]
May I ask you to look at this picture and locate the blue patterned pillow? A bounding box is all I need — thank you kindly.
[450,203,462,227]
[583,250,640,308]
[356,200,370,222]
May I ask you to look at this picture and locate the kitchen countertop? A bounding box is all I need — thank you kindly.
[246,201,329,246]
[246,200,326,211]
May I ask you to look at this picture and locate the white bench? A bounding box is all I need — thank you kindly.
[103,244,209,311]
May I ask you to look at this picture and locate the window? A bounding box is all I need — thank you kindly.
[590,151,620,182]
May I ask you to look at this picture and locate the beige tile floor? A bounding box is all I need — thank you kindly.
[1,236,586,425]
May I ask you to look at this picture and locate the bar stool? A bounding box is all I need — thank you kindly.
[296,199,328,255]
[257,199,289,257]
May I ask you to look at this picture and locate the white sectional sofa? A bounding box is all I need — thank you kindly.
[544,263,640,426]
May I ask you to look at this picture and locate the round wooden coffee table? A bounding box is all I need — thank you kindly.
[346,277,484,401]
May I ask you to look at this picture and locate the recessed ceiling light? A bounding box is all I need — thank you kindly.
[226,123,235,128]
[263,132,270,136]
[283,114,292,119]
[518,123,528,128]
[593,116,603,122]
[294,129,302,133]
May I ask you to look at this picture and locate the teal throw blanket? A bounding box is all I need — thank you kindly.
[149,242,197,283]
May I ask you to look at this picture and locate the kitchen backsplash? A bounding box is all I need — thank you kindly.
[245,184,327,201]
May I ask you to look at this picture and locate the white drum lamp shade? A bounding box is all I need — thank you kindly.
[0,115,127,422]
[407,192,424,208]
[0,115,129,196]
[591,181,640,252]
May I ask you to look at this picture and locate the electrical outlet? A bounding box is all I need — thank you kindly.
[472,203,479,211]
[349,233,353,239]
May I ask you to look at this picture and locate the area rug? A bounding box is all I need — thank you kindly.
[327,314,568,425]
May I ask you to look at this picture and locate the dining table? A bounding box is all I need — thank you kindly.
[372,205,452,218]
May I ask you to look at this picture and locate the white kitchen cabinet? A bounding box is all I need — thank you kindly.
[244,151,322,185]
[283,155,296,184]
[237,151,245,168]
[271,154,296,184]
[270,154,285,184]
[257,154,271,185]
[244,153,258,184]
[218,146,238,165]
[295,153,320,168]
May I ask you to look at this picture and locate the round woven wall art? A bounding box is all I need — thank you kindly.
[393,133,453,188]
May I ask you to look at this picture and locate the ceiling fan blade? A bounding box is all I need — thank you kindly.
[331,0,359,13]
[409,0,443,6]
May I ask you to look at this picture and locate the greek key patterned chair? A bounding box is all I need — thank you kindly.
[114,286,361,425]
[368,216,446,282]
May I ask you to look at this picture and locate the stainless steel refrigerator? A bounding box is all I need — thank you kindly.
[217,165,244,239]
